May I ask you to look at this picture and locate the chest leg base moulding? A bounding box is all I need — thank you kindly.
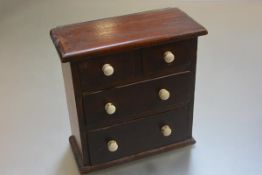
[70,136,195,173]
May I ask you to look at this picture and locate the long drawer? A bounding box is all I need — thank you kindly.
[83,72,193,127]
[87,106,191,165]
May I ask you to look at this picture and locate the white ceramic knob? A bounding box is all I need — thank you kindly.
[163,51,175,63]
[107,140,118,152]
[161,125,172,137]
[102,64,114,76]
[159,89,170,100]
[105,102,116,115]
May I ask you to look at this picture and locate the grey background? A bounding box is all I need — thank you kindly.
[0,1,261,175]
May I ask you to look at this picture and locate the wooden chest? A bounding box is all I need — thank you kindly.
[50,8,207,173]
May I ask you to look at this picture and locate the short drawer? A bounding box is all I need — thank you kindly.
[142,39,196,76]
[87,107,190,165]
[77,50,142,91]
[83,72,192,127]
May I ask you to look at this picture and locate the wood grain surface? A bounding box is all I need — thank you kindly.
[50,8,207,62]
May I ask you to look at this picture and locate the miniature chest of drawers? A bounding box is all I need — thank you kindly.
[50,8,207,173]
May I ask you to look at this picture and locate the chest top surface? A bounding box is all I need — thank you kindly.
[50,8,207,62]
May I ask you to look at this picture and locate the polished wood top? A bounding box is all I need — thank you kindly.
[50,8,207,62]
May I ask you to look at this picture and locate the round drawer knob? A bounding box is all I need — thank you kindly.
[102,64,114,76]
[163,51,175,63]
[159,89,170,100]
[161,125,172,137]
[105,102,116,115]
[107,140,118,152]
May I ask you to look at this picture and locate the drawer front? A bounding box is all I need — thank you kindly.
[83,72,192,127]
[77,50,142,91]
[142,39,196,76]
[87,107,190,165]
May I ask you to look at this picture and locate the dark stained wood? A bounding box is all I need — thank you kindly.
[83,72,192,127]
[69,135,195,174]
[143,38,196,76]
[77,39,196,92]
[50,8,207,62]
[69,62,91,164]
[50,7,207,174]
[77,50,142,92]
[88,107,190,164]
[187,38,198,137]
[61,63,83,153]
